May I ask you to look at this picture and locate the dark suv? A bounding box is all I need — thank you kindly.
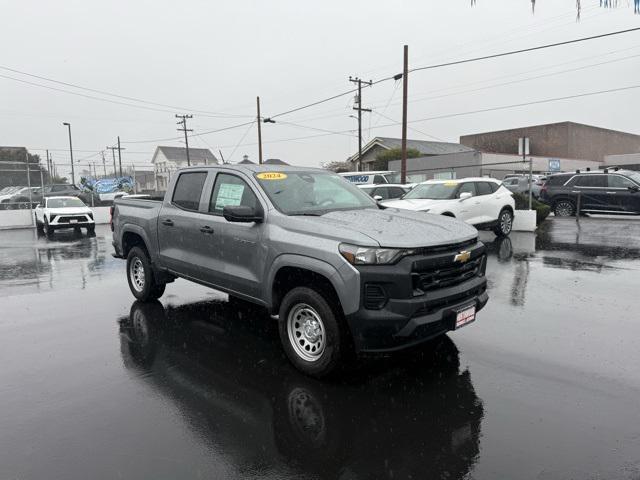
[540,169,640,216]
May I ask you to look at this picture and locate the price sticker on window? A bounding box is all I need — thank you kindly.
[257,172,287,180]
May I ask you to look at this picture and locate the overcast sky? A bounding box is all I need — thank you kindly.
[1,0,639,177]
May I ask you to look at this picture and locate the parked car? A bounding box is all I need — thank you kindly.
[112,165,489,377]
[35,196,95,236]
[339,170,401,185]
[381,178,516,237]
[42,183,87,201]
[358,184,411,201]
[0,186,43,209]
[501,176,542,198]
[540,169,640,216]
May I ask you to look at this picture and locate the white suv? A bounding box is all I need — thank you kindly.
[382,178,515,236]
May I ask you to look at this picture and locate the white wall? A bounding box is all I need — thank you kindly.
[0,206,111,230]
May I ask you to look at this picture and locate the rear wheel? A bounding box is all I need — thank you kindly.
[553,199,575,217]
[278,287,350,378]
[493,208,513,237]
[126,246,166,301]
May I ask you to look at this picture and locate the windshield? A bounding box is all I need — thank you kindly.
[255,171,376,215]
[47,197,86,208]
[626,171,640,185]
[383,173,401,184]
[402,182,458,200]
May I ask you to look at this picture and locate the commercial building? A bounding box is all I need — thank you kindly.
[460,121,640,162]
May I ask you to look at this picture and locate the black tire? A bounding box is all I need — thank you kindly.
[278,287,350,378]
[44,218,54,237]
[35,216,45,234]
[553,199,575,217]
[493,208,513,237]
[126,246,166,301]
[86,225,95,236]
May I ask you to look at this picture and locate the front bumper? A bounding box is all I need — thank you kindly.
[345,241,489,353]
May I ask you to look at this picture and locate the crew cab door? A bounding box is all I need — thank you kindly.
[204,172,266,300]
[157,170,213,277]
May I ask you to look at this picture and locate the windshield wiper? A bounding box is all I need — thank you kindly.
[289,212,324,216]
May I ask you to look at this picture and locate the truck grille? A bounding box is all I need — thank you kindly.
[413,255,485,292]
[57,215,89,223]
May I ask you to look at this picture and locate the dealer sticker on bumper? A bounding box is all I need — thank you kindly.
[455,305,476,329]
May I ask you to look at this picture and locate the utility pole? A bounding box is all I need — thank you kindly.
[176,114,193,166]
[400,45,409,185]
[519,137,532,210]
[63,122,75,185]
[46,149,51,185]
[257,97,263,164]
[117,136,125,177]
[101,151,107,178]
[106,146,118,176]
[349,77,372,172]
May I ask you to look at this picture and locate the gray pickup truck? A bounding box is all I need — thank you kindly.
[112,165,488,377]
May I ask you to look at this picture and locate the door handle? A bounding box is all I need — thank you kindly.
[161,219,174,226]
[606,191,617,195]
[200,226,214,234]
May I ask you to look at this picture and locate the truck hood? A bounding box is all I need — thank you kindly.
[278,208,477,248]
[381,198,459,212]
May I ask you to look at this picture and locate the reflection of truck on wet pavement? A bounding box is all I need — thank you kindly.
[112,165,489,376]
[120,299,483,478]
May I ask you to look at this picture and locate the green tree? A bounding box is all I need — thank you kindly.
[322,160,352,173]
[373,147,422,171]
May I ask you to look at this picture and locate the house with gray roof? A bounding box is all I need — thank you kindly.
[348,136,473,171]
[152,146,218,191]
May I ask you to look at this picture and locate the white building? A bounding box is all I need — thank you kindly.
[152,146,218,191]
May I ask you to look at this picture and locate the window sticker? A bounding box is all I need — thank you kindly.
[257,172,287,180]
[215,183,245,210]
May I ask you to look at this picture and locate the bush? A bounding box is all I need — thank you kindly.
[511,192,551,225]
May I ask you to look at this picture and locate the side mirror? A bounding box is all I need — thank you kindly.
[222,205,263,223]
[373,195,383,201]
[629,185,640,193]
[459,192,473,201]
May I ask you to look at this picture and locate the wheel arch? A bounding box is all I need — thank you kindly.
[267,255,359,317]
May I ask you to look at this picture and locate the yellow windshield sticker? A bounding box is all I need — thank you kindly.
[257,172,288,180]
[444,181,457,186]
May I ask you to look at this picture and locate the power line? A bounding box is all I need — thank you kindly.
[227,121,256,162]
[409,27,640,74]
[0,64,252,119]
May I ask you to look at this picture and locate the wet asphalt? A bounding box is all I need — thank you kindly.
[0,218,639,480]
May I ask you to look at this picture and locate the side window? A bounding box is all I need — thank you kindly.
[373,175,386,184]
[373,187,390,200]
[209,173,258,214]
[389,187,406,198]
[457,182,477,197]
[172,172,207,211]
[488,182,500,193]
[608,175,636,188]
[575,175,606,188]
[476,182,493,196]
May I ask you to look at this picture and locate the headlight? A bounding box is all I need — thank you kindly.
[339,243,417,265]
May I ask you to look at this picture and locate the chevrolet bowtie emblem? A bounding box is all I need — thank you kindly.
[454,250,471,263]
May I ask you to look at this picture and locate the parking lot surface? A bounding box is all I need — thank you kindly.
[1,219,640,479]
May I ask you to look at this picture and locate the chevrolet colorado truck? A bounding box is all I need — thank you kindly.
[112,165,488,377]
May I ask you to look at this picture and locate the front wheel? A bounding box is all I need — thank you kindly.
[493,208,513,237]
[554,199,575,217]
[278,287,350,378]
[126,246,166,301]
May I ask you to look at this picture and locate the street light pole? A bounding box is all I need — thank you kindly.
[63,122,75,185]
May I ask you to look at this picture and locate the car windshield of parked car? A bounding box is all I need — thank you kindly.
[255,171,376,215]
[402,182,458,200]
[626,172,640,185]
[47,198,85,208]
